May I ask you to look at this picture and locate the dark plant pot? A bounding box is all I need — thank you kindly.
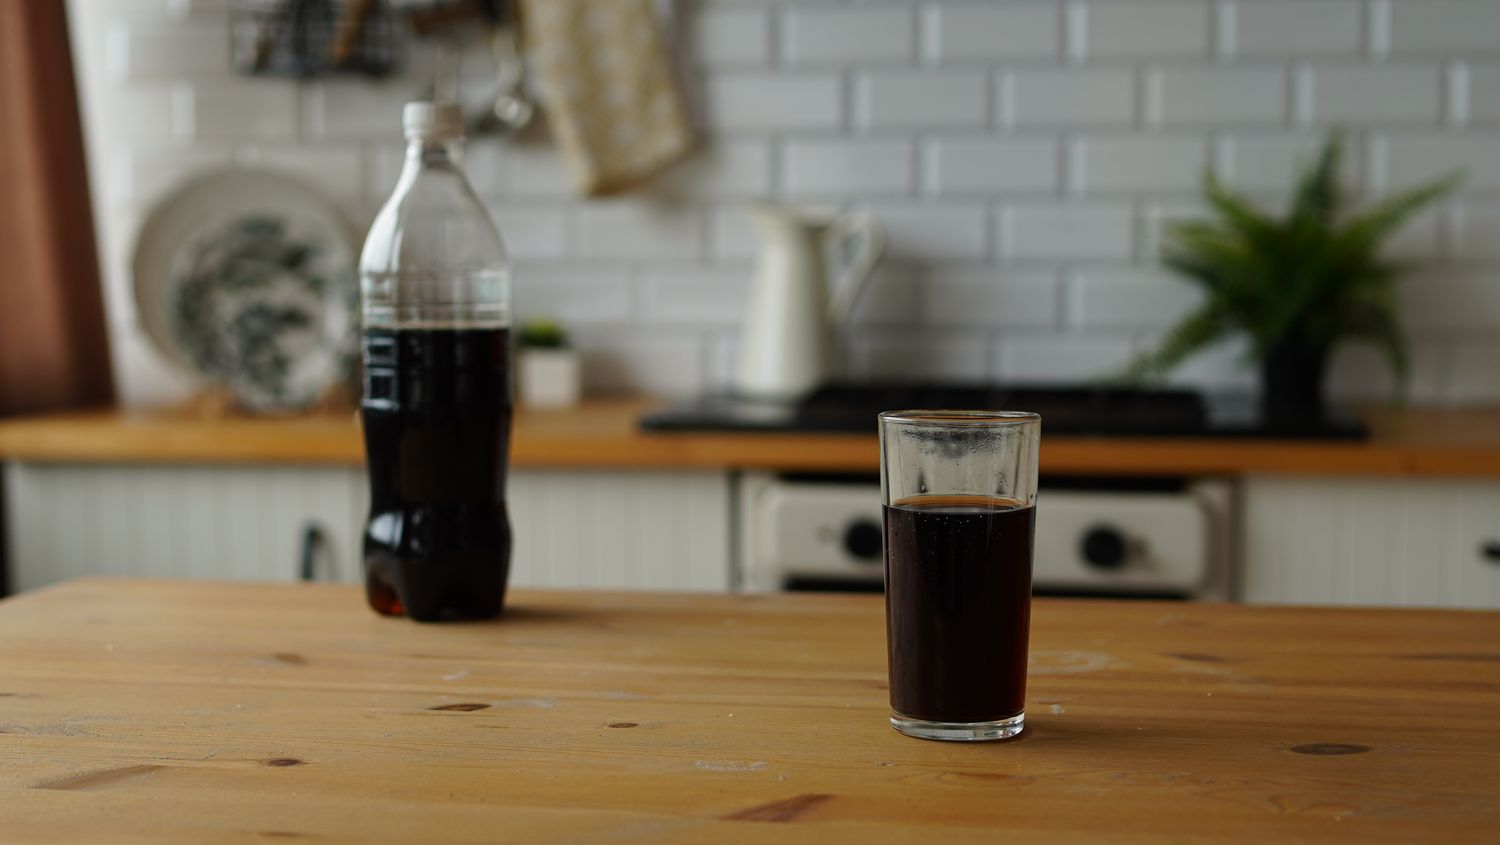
[1261,340,1331,420]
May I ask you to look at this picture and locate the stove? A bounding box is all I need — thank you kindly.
[649,382,1363,599]
[641,382,1367,439]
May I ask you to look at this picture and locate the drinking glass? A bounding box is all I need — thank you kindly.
[879,410,1041,741]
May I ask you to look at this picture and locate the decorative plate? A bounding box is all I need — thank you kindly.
[132,168,358,412]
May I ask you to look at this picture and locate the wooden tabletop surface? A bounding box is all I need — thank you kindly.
[2,398,1500,476]
[2,579,1497,842]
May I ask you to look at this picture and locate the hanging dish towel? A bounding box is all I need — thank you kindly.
[521,0,693,196]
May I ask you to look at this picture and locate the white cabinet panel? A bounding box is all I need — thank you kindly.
[1243,478,1500,608]
[5,463,365,591]
[4,465,731,594]
[508,470,730,592]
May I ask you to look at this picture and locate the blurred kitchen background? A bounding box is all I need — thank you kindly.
[2,0,1498,608]
[70,0,1500,404]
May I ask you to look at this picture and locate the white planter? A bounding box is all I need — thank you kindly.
[519,348,582,409]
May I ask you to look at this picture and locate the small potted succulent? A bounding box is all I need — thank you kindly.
[517,318,581,409]
[1123,133,1460,419]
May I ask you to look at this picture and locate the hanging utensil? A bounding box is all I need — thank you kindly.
[469,20,534,136]
[467,0,534,137]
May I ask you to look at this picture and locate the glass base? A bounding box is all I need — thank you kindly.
[890,711,1024,742]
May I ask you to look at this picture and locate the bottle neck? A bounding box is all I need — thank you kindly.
[390,137,465,201]
[403,136,463,170]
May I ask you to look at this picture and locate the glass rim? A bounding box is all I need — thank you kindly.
[878,409,1041,428]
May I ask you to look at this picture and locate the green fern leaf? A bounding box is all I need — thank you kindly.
[1289,131,1343,228]
[1117,303,1229,383]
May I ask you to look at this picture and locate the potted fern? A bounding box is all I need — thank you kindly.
[1124,133,1460,419]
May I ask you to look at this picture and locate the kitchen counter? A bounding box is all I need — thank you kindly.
[2,399,1500,476]
[2,579,1497,841]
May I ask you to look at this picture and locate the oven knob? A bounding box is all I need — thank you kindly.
[1081,525,1128,570]
[843,519,883,563]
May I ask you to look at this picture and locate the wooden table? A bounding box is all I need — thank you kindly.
[2,579,1497,842]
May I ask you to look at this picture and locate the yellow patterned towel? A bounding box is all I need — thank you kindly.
[522,0,694,196]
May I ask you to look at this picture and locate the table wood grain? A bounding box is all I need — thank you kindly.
[3,400,1500,476]
[1,579,1497,842]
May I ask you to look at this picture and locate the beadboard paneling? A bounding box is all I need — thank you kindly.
[4,465,730,594]
[1242,477,1500,608]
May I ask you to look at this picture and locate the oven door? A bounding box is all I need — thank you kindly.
[737,473,1233,600]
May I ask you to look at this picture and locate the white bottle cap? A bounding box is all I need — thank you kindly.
[403,101,465,141]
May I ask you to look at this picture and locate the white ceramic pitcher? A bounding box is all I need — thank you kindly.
[733,201,886,401]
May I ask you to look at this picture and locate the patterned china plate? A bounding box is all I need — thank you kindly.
[132,169,358,412]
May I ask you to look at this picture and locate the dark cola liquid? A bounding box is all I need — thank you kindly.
[884,495,1035,723]
[361,326,512,621]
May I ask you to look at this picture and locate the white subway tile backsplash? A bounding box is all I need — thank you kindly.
[997,334,1135,381]
[1233,0,1362,57]
[1148,66,1286,126]
[1154,337,1258,392]
[849,265,922,328]
[1380,205,1443,259]
[924,137,1059,195]
[922,3,1060,62]
[920,269,1060,329]
[860,203,988,261]
[1307,65,1442,124]
[704,73,842,130]
[89,87,181,144]
[849,332,990,380]
[1073,135,1207,194]
[301,80,412,140]
[1221,133,1364,192]
[642,267,752,325]
[108,325,196,408]
[456,143,510,198]
[1140,200,1210,260]
[1071,268,1202,329]
[513,268,633,325]
[1382,133,1500,190]
[1388,1,1500,55]
[1008,68,1136,127]
[99,210,141,326]
[784,139,913,197]
[1398,270,1500,332]
[115,145,232,208]
[856,71,987,128]
[704,330,740,389]
[1463,64,1500,125]
[1327,343,1449,404]
[1003,203,1135,260]
[66,0,1500,405]
[110,21,228,81]
[693,8,772,67]
[503,145,581,198]
[1453,204,1500,260]
[654,140,773,199]
[782,6,913,65]
[576,331,704,397]
[711,206,759,261]
[186,81,298,140]
[1080,1,1210,59]
[241,146,363,200]
[1448,342,1500,403]
[576,202,703,261]
[485,206,570,261]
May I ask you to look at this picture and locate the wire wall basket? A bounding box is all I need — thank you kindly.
[231,0,401,78]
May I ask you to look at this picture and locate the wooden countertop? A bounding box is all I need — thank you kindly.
[2,399,1500,476]
[2,579,1497,842]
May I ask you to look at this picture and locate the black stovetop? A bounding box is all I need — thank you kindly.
[639,382,1368,440]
